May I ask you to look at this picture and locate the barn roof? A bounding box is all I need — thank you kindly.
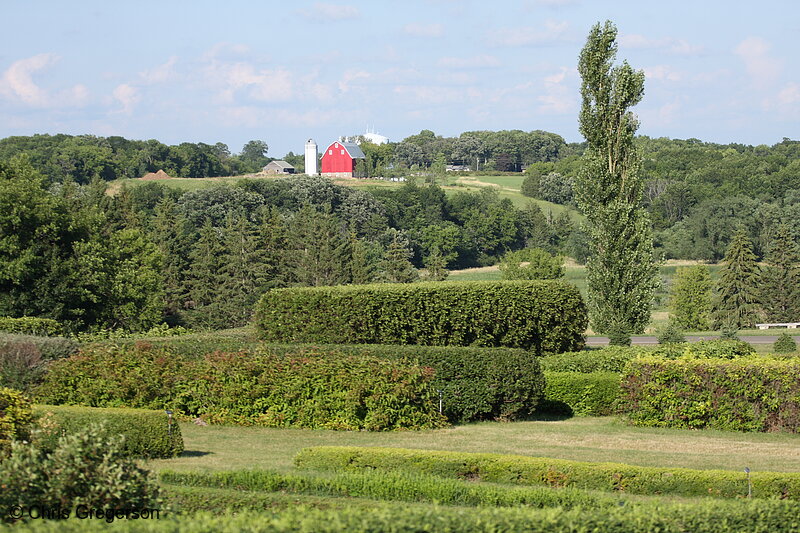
[339,141,366,159]
[264,160,295,170]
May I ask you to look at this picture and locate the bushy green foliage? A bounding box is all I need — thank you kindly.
[539,346,643,373]
[669,265,712,330]
[160,468,606,510]
[0,424,160,522]
[540,372,620,416]
[12,502,800,533]
[0,334,79,391]
[32,405,183,458]
[0,387,32,454]
[606,322,632,346]
[37,345,446,430]
[619,356,800,432]
[649,339,755,359]
[0,317,64,336]
[773,333,798,353]
[295,446,800,499]
[497,248,564,280]
[255,281,588,353]
[265,344,543,423]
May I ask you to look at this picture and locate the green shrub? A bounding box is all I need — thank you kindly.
[32,405,183,458]
[254,281,588,353]
[9,503,800,533]
[0,317,64,336]
[37,345,446,430]
[619,356,800,432]
[539,346,643,373]
[650,339,755,359]
[540,372,620,416]
[295,446,800,500]
[656,320,686,344]
[1,335,79,392]
[160,468,608,510]
[0,387,33,454]
[773,333,798,353]
[0,424,160,523]
[264,344,544,422]
[606,324,631,347]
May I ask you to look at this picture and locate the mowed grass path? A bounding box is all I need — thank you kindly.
[149,417,800,474]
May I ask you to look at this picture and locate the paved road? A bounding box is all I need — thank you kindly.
[586,335,800,346]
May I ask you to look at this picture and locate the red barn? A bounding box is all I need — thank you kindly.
[320,140,366,178]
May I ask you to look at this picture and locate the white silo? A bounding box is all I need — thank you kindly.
[305,139,318,176]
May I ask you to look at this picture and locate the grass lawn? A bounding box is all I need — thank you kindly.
[148,416,800,474]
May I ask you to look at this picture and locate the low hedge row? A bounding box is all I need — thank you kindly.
[264,344,543,422]
[540,346,642,373]
[540,372,620,416]
[294,446,800,500]
[1,334,79,392]
[37,345,446,430]
[255,281,588,353]
[11,502,800,532]
[160,469,608,510]
[619,356,800,432]
[0,317,64,336]
[651,340,755,359]
[32,405,184,458]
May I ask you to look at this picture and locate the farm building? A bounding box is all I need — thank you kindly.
[321,140,365,178]
[263,160,296,174]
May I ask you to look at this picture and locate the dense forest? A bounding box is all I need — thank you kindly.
[1,131,798,332]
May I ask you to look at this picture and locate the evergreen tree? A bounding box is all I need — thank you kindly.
[218,210,269,326]
[150,197,192,321]
[574,21,659,334]
[285,204,350,286]
[378,231,418,283]
[669,265,712,331]
[185,218,225,328]
[759,224,800,322]
[713,228,761,329]
[349,233,375,284]
[423,245,449,281]
[255,205,287,289]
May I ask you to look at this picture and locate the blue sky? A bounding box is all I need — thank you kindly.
[1,0,798,157]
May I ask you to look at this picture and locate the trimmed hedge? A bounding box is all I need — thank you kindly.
[0,317,64,336]
[619,356,800,432]
[9,503,800,533]
[37,345,447,430]
[32,405,184,458]
[160,469,608,510]
[294,446,800,500]
[540,346,643,373]
[0,387,32,453]
[263,344,543,422]
[255,281,588,353]
[650,339,755,359]
[540,372,620,416]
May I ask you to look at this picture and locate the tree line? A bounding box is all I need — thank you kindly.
[0,157,580,332]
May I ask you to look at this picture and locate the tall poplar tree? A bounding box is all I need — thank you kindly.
[713,228,760,329]
[575,21,659,334]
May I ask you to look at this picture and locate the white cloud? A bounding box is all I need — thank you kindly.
[619,34,703,56]
[643,65,682,82]
[0,53,59,106]
[140,56,178,84]
[205,61,294,103]
[298,3,360,21]
[403,23,443,38]
[112,83,140,114]
[338,69,370,93]
[538,67,575,114]
[438,54,500,69]
[393,85,480,105]
[777,83,800,105]
[488,20,569,47]
[735,37,782,88]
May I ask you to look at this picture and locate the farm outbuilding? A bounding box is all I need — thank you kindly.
[320,140,365,178]
[263,160,296,174]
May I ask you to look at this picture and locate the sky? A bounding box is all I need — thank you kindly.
[1,0,798,158]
